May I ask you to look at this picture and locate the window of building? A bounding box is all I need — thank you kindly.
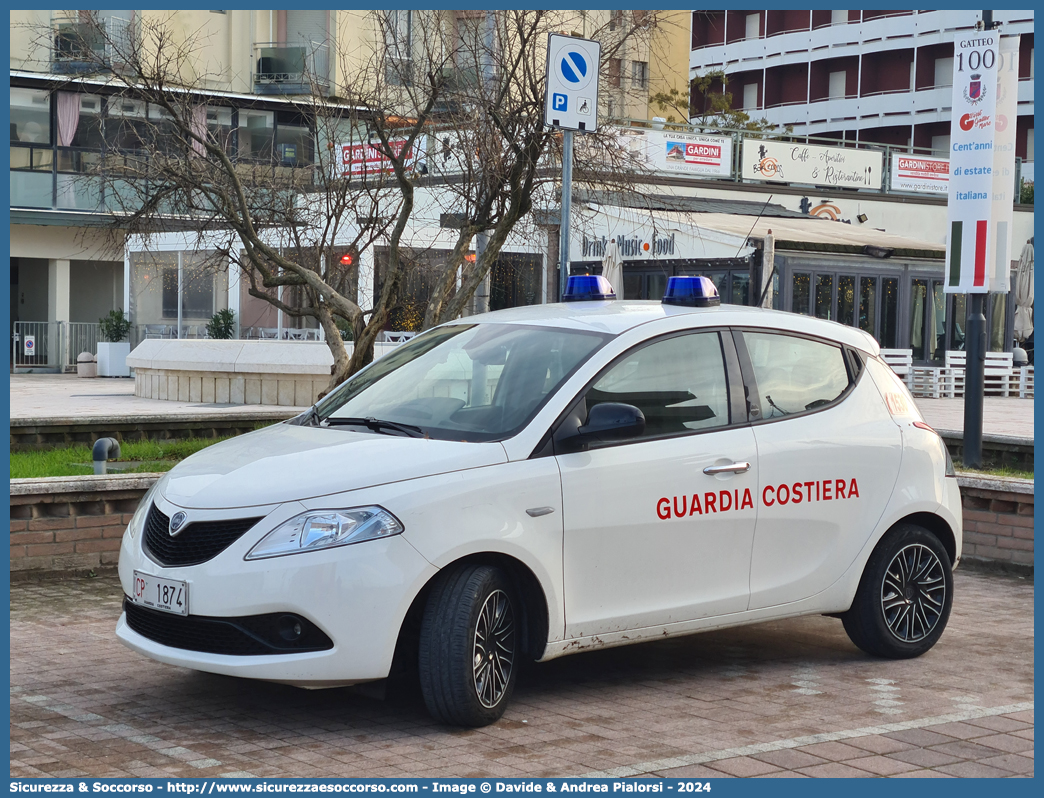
[828,70,847,99]
[934,57,953,88]
[792,272,811,315]
[880,277,899,349]
[931,134,950,156]
[105,97,148,152]
[830,10,848,25]
[386,10,412,52]
[608,58,621,88]
[742,83,758,110]
[206,107,234,154]
[588,332,731,438]
[745,13,760,40]
[57,94,103,150]
[631,60,648,89]
[237,109,274,161]
[814,274,834,320]
[609,10,624,31]
[10,88,51,145]
[743,332,850,418]
[275,110,313,166]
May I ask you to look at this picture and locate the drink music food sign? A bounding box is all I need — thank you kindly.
[741,140,882,190]
[945,32,1019,293]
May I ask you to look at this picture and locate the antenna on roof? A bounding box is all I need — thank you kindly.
[734,194,774,258]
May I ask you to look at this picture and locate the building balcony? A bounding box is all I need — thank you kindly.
[253,42,330,95]
[51,15,134,74]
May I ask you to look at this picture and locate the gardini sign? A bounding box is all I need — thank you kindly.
[891,155,949,194]
[335,137,425,177]
[581,233,676,259]
[646,130,732,178]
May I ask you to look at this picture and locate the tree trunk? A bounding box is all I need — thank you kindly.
[315,306,353,399]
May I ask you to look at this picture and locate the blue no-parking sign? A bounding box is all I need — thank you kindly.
[544,33,600,132]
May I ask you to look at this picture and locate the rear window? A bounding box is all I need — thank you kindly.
[742,331,851,418]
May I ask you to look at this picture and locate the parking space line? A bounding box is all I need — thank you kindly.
[580,701,1035,777]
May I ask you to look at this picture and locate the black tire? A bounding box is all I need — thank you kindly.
[842,523,954,659]
[418,563,519,726]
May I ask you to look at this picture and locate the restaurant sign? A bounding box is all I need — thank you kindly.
[741,140,882,190]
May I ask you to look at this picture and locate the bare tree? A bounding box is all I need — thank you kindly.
[33,9,673,394]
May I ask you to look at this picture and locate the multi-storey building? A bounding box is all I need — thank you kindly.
[688,10,1034,166]
[10,9,684,369]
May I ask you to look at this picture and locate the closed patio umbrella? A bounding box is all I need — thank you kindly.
[1014,237,1034,342]
[601,237,624,296]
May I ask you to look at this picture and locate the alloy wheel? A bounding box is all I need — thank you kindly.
[472,589,515,708]
[880,543,946,642]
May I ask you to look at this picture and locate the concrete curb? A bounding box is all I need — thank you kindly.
[956,472,1035,495]
[10,473,164,496]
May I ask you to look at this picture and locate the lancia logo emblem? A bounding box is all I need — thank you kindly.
[169,512,188,536]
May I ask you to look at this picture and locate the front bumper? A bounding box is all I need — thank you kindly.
[117,505,437,687]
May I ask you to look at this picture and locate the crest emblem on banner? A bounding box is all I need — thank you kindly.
[964,73,986,104]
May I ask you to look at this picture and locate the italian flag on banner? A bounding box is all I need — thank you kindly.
[944,32,999,294]
[948,219,990,289]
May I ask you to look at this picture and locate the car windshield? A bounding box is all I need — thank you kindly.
[315,323,609,442]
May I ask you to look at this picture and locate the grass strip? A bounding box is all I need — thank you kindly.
[10,436,238,479]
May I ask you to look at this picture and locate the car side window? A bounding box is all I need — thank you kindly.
[586,331,731,439]
[743,331,851,418]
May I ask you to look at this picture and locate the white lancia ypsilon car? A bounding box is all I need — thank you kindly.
[118,276,962,727]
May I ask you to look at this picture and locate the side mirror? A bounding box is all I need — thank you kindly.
[577,402,645,441]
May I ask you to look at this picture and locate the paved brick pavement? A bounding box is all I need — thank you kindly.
[10,569,1032,778]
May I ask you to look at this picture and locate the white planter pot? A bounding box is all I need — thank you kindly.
[97,342,131,377]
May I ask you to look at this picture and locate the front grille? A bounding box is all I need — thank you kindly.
[143,504,263,567]
[123,599,334,656]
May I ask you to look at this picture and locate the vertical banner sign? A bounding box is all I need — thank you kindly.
[988,35,1020,293]
[945,32,999,293]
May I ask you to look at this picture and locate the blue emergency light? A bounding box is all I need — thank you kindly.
[662,275,721,307]
[563,274,616,302]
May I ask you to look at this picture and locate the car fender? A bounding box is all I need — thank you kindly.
[304,458,567,647]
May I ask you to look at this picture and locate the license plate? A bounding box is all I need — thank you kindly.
[131,570,189,616]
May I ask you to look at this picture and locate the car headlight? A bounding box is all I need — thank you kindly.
[126,480,162,540]
[244,506,404,560]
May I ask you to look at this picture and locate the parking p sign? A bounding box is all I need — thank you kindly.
[544,34,600,132]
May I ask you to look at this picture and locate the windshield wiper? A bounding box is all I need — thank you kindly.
[323,416,425,437]
[287,404,321,427]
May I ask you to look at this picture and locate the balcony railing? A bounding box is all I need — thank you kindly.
[253,42,330,94]
[51,15,134,74]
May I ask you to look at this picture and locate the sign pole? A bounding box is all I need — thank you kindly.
[558,130,573,301]
[543,32,600,301]
[962,8,995,469]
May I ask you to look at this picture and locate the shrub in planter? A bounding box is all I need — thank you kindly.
[99,309,131,342]
[98,309,131,377]
[206,308,236,339]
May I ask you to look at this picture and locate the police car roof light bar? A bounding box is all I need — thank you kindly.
[662,276,721,308]
[563,274,617,302]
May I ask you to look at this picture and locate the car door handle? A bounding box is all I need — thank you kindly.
[703,462,751,475]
